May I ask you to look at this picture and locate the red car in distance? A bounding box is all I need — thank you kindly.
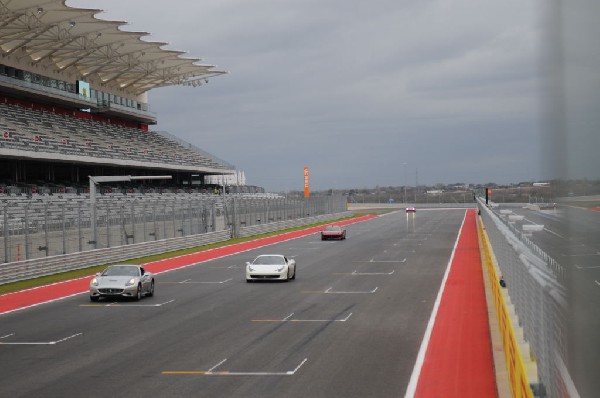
[321,225,346,240]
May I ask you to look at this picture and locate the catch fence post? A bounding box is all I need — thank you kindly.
[43,203,49,257]
[3,205,8,263]
[62,203,66,254]
[77,203,82,252]
[25,204,30,259]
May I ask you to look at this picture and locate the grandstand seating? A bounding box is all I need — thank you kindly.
[0,101,229,170]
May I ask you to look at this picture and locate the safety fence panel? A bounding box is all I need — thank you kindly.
[0,200,350,285]
[0,230,231,285]
[478,199,578,398]
[2,195,347,263]
[238,212,352,238]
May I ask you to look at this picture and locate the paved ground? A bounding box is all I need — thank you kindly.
[413,210,496,397]
[0,210,494,398]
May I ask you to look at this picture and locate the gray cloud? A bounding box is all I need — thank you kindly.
[70,0,543,190]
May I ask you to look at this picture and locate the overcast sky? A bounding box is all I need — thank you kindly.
[70,0,544,192]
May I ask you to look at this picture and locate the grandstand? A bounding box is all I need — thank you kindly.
[0,0,236,195]
[0,0,308,266]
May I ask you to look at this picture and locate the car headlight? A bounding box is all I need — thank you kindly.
[90,278,98,286]
[125,278,136,286]
[275,266,285,272]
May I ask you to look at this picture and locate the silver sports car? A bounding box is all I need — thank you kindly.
[89,264,154,301]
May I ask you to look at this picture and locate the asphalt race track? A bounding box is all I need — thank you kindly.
[0,210,467,398]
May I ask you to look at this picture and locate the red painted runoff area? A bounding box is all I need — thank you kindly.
[0,215,375,315]
[415,210,497,397]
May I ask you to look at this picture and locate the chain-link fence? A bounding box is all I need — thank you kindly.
[478,199,579,397]
[1,194,347,264]
[223,195,346,238]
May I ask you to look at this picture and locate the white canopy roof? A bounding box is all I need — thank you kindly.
[0,0,226,94]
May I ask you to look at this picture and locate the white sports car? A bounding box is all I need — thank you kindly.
[89,264,154,301]
[246,254,296,282]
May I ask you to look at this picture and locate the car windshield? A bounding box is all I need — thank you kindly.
[253,256,285,265]
[103,266,139,277]
[325,226,341,231]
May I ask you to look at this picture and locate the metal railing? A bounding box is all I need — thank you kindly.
[237,212,352,238]
[0,209,349,285]
[0,230,231,285]
[478,199,578,397]
[224,195,347,238]
[0,194,348,284]
[1,198,222,263]
[1,195,347,263]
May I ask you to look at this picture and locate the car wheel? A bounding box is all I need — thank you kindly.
[146,280,154,297]
[90,296,99,302]
[135,284,142,301]
[291,268,296,280]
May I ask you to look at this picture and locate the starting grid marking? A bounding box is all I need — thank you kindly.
[207,264,244,269]
[252,312,353,323]
[325,286,378,294]
[331,258,405,275]
[353,258,407,263]
[161,278,233,284]
[0,332,82,345]
[352,269,394,275]
[333,270,395,276]
[162,357,308,376]
[80,299,175,307]
[301,286,378,294]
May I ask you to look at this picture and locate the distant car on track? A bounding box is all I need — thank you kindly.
[321,225,346,240]
[89,264,154,302]
[246,254,296,282]
[405,207,416,213]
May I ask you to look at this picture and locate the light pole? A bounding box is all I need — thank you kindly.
[403,162,407,204]
[414,168,418,203]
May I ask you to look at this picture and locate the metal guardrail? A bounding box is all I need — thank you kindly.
[486,203,566,282]
[237,212,352,238]
[0,211,351,285]
[1,195,348,263]
[478,199,578,397]
[0,230,231,285]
